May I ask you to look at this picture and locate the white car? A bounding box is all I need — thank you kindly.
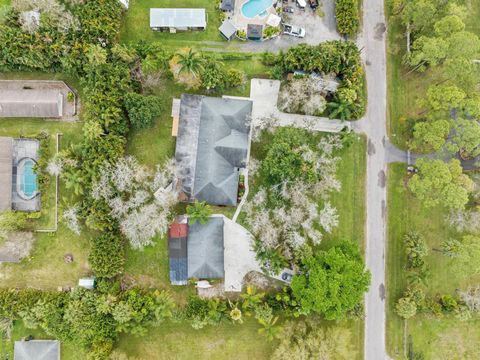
[283,24,306,38]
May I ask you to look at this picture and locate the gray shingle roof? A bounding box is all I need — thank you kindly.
[175,95,252,206]
[150,8,206,28]
[219,19,237,39]
[14,340,60,360]
[188,217,224,279]
[0,137,13,212]
[220,0,235,11]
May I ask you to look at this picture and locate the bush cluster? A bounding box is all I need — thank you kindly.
[335,0,360,37]
[271,42,365,119]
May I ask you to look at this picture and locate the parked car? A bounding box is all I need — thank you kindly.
[309,0,319,9]
[283,24,306,38]
[284,5,294,13]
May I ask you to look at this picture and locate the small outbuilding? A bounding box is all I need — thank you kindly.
[219,20,237,41]
[168,222,188,285]
[220,0,235,11]
[247,24,263,41]
[78,277,95,289]
[150,8,207,32]
[14,340,60,360]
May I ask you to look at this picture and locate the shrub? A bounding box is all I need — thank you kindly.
[395,297,417,319]
[124,92,163,129]
[225,68,245,87]
[404,231,429,269]
[335,0,360,37]
[89,233,125,278]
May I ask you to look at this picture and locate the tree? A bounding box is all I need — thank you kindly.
[411,119,450,152]
[187,201,211,225]
[88,234,125,278]
[200,60,226,90]
[408,159,473,209]
[291,241,371,319]
[327,94,353,120]
[445,235,480,277]
[409,36,448,70]
[176,49,204,77]
[395,297,417,319]
[124,93,163,129]
[449,119,480,158]
[271,318,357,360]
[421,85,466,116]
[86,44,107,67]
[404,231,429,269]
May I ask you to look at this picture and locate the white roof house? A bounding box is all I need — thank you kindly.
[150,9,207,31]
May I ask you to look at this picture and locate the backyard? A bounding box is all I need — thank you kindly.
[120,0,224,46]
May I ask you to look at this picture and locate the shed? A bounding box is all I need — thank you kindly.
[220,0,235,11]
[188,217,224,279]
[150,8,207,31]
[78,277,95,289]
[247,24,263,40]
[14,340,60,360]
[219,20,237,41]
[0,137,13,212]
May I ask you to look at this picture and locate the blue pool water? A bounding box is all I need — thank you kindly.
[241,0,273,18]
[19,159,38,199]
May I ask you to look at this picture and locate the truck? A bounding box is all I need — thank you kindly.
[283,24,306,38]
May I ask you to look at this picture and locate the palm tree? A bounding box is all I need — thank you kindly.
[258,316,282,341]
[176,49,204,77]
[327,96,352,121]
[187,201,211,225]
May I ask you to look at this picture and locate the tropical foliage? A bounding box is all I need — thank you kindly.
[335,0,360,37]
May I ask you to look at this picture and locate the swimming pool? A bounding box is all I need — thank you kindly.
[241,0,273,18]
[18,158,38,200]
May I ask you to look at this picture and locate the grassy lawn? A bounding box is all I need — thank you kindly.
[120,0,223,45]
[386,163,480,359]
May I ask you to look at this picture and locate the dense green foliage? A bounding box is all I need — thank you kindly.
[124,93,163,129]
[291,242,371,319]
[273,42,365,119]
[89,234,125,278]
[260,128,316,186]
[335,0,360,37]
[186,201,212,225]
[408,159,473,209]
[0,287,174,359]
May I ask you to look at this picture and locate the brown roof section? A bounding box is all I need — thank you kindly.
[0,137,13,212]
[170,223,188,238]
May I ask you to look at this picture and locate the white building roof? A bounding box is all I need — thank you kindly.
[266,14,281,27]
[150,8,206,28]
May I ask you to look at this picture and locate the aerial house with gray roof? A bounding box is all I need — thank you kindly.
[174,94,252,207]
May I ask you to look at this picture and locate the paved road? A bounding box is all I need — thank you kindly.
[355,0,390,358]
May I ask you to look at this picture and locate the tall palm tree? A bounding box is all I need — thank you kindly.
[176,49,204,77]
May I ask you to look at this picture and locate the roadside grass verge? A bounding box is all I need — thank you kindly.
[386,163,480,358]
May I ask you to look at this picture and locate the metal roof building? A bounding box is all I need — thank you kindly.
[175,94,252,206]
[220,0,235,11]
[247,24,263,40]
[168,223,188,285]
[219,20,237,41]
[14,340,60,360]
[150,8,207,31]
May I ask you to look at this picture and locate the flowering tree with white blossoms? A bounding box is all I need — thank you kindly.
[244,128,344,273]
[91,156,178,249]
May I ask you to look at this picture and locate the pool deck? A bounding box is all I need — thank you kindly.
[230,0,277,31]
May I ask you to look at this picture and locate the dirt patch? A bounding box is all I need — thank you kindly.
[0,232,34,262]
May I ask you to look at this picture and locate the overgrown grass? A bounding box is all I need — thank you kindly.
[120,0,223,45]
[386,163,480,358]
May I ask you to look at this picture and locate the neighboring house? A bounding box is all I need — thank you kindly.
[219,19,237,41]
[174,94,252,207]
[150,8,207,32]
[220,0,235,11]
[14,340,60,360]
[0,137,40,212]
[247,24,263,41]
[168,215,261,292]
